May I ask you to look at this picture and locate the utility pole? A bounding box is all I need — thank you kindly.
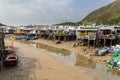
[0,28,5,71]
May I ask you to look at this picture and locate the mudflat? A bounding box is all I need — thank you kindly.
[1,39,91,80]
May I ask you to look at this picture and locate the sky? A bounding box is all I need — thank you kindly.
[0,0,115,26]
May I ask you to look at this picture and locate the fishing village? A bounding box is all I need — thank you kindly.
[1,0,120,80]
[0,23,120,80]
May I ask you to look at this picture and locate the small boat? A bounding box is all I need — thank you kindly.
[16,36,22,40]
[4,53,18,66]
[4,45,18,66]
[108,51,120,69]
[24,37,31,40]
[30,36,38,40]
[53,39,61,44]
[95,47,109,56]
[108,46,120,53]
[24,36,38,40]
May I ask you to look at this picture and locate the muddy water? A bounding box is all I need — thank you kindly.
[0,57,37,80]
[29,43,120,80]
[47,53,120,80]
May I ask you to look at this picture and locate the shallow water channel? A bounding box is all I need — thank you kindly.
[28,42,120,80]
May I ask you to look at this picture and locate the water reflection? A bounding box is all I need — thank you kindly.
[35,43,71,56]
[0,57,37,80]
[29,43,96,69]
[22,41,120,79]
[107,68,120,77]
[75,54,96,69]
[49,52,76,64]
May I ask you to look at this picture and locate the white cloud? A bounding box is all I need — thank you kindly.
[0,0,76,25]
[0,0,115,26]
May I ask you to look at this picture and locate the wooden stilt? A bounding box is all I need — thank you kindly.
[58,36,61,40]
[88,39,90,47]
[64,36,66,42]
[104,39,106,47]
[110,39,112,46]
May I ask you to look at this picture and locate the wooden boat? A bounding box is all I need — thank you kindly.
[3,45,18,66]
[24,36,38,40]
[108,46,120,53]
[95,47,109,56]
[108,51,120,69]
[4,53,18,66]
[53,39,61,44]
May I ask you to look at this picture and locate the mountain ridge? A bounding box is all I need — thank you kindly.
[82,0,120,25]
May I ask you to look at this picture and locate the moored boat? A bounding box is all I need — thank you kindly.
[95,47,109,56]
[108,51,120,69]
[3,45,18,66]
[4,53,18,66]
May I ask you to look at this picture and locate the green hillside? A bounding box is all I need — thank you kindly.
[54,22,83,26]
[82,0,120,25]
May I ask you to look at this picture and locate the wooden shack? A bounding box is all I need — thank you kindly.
[97,27,116,47]
[38,30,47,38]
[14,29,24,35]
[5,28,15,34]
[114,26,120,44]
[76,28,98,46]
